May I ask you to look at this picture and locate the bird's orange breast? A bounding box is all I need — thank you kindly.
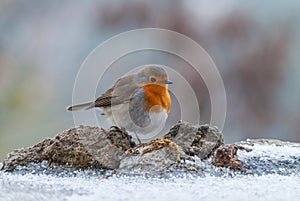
[140,84,171,113]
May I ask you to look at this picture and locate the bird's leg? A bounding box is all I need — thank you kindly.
[134,132,142,144]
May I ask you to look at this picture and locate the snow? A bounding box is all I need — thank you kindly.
[1,172,300,201]
[1,141,300,201]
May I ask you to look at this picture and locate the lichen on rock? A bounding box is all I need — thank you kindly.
[118,138,194,173]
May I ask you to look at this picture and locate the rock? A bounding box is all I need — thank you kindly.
[2,121,300,176]
[212,144,252,171]
[1,126,135,171]
[164,121,224,159]
[118,139,194,173]
[0,121,229,174]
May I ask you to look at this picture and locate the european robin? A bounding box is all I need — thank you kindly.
[67,66,172,143]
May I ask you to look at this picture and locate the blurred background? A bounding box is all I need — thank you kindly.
[1,0,300,161]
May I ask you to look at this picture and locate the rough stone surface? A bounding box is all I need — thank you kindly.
[1,121,227,173]
[1,126,135,171]
[2,121,300,176]
[118,139,194,173]
[164,121,224,159]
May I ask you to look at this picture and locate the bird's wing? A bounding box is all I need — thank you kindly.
[94,74,140,108]
[93,88,115,107]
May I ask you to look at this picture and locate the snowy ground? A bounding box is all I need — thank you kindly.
[1,172,300,201]
[1,140,300,201]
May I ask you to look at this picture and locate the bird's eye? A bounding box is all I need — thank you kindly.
[150,77,156,82]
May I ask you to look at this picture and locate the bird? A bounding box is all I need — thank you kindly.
[67,66,172,143]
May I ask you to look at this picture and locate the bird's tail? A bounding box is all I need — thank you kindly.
[66,102,95,111]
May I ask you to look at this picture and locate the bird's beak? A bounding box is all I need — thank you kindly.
[163,80,173,84]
